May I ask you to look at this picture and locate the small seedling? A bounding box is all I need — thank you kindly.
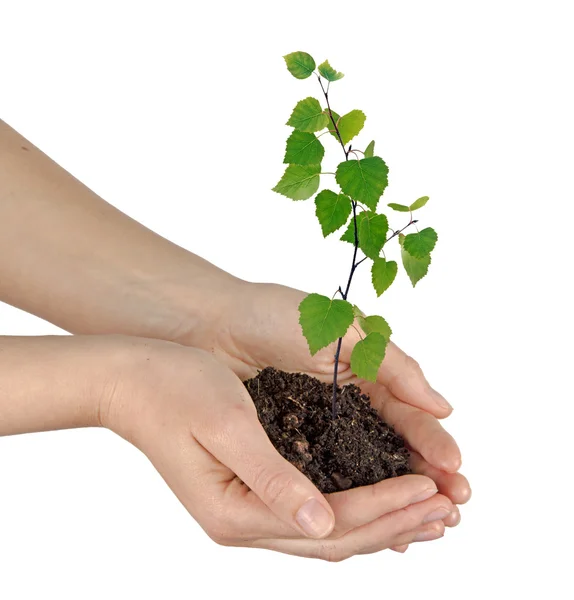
[273,51,438,417]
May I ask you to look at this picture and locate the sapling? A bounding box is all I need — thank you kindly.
[273,51,438,418]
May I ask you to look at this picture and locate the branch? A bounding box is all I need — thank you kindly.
[385,219,418,246]
[317,74,349,159]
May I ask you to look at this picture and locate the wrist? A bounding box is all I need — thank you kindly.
[152,260,249,348]
[98,336,209,450]
[0,335,126,436]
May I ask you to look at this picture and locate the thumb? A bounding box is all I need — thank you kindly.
[194,399,335,539]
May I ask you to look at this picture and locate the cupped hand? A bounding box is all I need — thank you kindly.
[176,282,471,543]
[104,337,454,560]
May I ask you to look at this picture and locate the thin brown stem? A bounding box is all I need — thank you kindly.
[317,74,349,159]
[385,219,419,245]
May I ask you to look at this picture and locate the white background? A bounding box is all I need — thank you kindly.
[1,0,572,598]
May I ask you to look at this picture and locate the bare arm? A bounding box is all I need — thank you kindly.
[0,120,238,340]
[0,335,113,435]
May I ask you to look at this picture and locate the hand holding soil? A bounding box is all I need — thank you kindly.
[0,116,470,560]
[0,335,460,560]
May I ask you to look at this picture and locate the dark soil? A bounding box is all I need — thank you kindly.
[244,367,411,493]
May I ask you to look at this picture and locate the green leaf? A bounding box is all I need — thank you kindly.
[336,157,389,211]
[298,294,354,355]
[364,140,375,158]
[318,59,344,81]
[357,315,392,340]
[341,211,388,259]
[315,190,352,237]
[272,164,321,200]
[387,203,410,212]
[358,212,388,259]
[287,97,330,132]
[337,110,366,145]
[283,52,315,79]
[403,227,438,258]
[400,234,431,286]
[371,258,398,296]
[283,131,325,166]
[352,304,366,318]
[409,196,429,211]
[350,332,388,382]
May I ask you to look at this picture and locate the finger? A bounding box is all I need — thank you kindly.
[373,341,452,417]
[410,450,471,504]
[391,506,458,550]
[214,477,316,540]
[389,520,446,548]
[251,493,452,561]
[326,474,438,536]
[343,493,451,557]
[150,421,304,542]
[191,390,335,539]
[364,384,462,472]
[444,505,461,528]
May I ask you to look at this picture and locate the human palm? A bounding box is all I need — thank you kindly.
[183,281,470,521]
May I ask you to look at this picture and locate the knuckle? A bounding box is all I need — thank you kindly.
[396,505,423,532]
[216,403,254,439]
[404,354,422,376]
[252,467,295,508]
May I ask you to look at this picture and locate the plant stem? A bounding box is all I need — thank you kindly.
[317,75,361,418]
[385,218,419,245]
[316,75,421,418]
[317,75,349,159]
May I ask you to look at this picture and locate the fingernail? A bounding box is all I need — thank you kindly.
[423,507,451,524]
[432,388,453,411]
[414,528,444,542]
[296,498,334,538]
[410,487,438,504]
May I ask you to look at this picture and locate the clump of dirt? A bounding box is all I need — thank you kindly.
[244,367,411,493]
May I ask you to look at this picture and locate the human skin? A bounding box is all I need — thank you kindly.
[0,120,470,554]
[0,334,452,560]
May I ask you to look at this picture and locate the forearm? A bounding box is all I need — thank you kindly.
[0,335,121,436]
[0,120,240,341]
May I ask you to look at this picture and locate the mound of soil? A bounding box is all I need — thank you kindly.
[244,367,411,493]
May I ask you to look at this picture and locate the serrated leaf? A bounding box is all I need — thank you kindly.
[403,227,438,258]
[357,315,392,340]
[318,59,344,81]
[359,212,388,259]
[400,234,431,286]
[272,164,321,200]
[283,131,325,165]
[352,305,366,318]
[283,51,316,79]
[315,190,352,237]
[337,110,366,145]
[298,294,354,355]
[287,97,330,132]
[371,258,398,296]
[350,332,388,382]
[364,140,375,158]
[336,157,389,210]
[341,211,388,259]
[409,196,429,211]
[387,203,410,212]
